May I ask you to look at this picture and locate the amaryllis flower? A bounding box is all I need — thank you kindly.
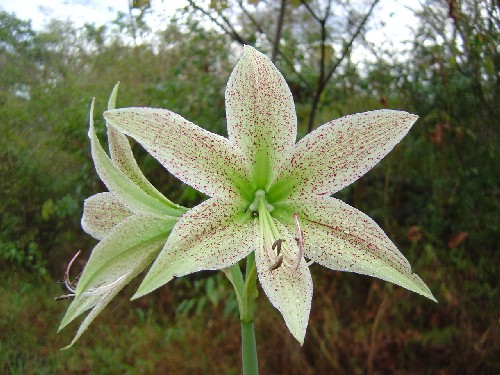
[58,84,186,348]
[104,46,436,344]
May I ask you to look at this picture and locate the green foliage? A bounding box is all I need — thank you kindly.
[0,241,46,277]
[0,271,242,374]
[174,273,238,318]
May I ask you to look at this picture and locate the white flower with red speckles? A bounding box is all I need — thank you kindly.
[103,46,436,345]
[58,83,187,348]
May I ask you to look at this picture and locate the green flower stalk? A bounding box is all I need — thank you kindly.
[99,46,436,349]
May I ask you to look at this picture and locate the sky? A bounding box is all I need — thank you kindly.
[0,0,419,60]
[0,0,187,30]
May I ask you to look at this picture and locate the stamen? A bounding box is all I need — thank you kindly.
[272,239,285,255]
[293,213,304,271]
[269,239,285,271]
[55,251,130,301]
[64,250,81,293]
[269,255,284,271]
[55,250,82,301]
[54,293,75,301]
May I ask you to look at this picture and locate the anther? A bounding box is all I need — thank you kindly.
[272,239,285,254]
[269,255,284,271]
[269,239,285,271]
[293,213,304,271]
[54,294,75,301]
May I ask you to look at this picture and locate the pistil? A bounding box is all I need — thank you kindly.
[55,250,82,300]
[249,189,274,213]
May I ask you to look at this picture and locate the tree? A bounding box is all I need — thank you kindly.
[184,0,381,132]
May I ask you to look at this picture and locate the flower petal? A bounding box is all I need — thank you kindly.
[280,195,436,301]
[59,214,173,347]
[104,108,251,199]
[225,46,297,189]
[269,110,417,199]
[89,100,183,217]
[59,272,132,349]
[81,192,132,240]
[106,83,181,210]
[76,214,175,295]
[255,217,312,345]
[132,198,255,299]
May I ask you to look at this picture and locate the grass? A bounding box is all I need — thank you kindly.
[0,270,242,374]
[1,249,498,374]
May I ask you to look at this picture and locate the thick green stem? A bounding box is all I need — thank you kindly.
[241,320,259,375]
[241,251,259,374]
[225,257,260,374]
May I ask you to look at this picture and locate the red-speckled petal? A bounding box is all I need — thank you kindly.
[76,214,176,295]
[59,214,172,348]
[108,124,172,205]
[60,282,125,349]
[132,198,255,299]
[225,46,297,189]
[104,108,251,199]
[274,110,417,198]
[81,192,132,240]
[106,83,179,209]
[89,100,182,217]
[255,217,313,345]
[282,195,436,301]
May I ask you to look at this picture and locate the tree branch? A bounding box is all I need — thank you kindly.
[322,0,380,88]
[300,0,321,23]
[306,0,380,132]
[187,0,247,45]
[272,0,287,63]
[218,8,247,45]
[237,0,309,88]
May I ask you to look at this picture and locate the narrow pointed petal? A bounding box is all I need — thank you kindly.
[60,222,164,334]
[81,192,132,240]
[255,218,312,344]
[106,83,181,210]
[133,198,255,299]
[107,81,119,110]
[59,272,131,349]
[282,195,436,301]
[89,100,183,217]
[76,214,175,295]
[104,108,251,199]
[61,296,115,349]
[225,46,297,189]
[60,259,148,348]
[59,214,172,347]
[59,292,101,333]
[271,110,417,199]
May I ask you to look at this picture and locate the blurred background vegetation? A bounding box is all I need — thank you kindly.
[0,0,498,373]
